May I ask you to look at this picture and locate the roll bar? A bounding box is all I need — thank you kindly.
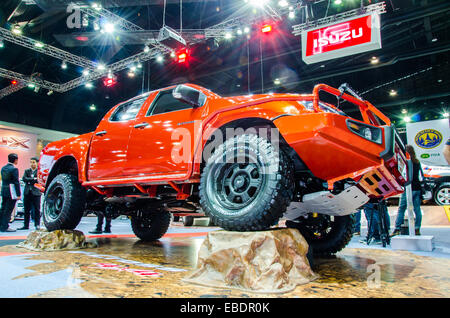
[313,84,391,126]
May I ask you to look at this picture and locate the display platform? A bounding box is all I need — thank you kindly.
[0,216,449,298]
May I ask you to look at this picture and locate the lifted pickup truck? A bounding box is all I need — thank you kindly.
[37,83,409,255]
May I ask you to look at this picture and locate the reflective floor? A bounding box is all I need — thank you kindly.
[1,207,450,298]
[0,232,449,298]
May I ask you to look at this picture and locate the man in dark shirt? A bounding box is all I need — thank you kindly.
[0,153,22,232]
[18,157,41,230]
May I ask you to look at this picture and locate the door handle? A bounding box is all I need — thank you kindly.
[96,130,107,136]
[134,122,149,129]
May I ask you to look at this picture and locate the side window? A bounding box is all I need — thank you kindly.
[110,96,147,122]
[148,90,193,116]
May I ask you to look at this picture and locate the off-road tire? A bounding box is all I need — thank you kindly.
[286,214,355,257]
[199,134,294,231]
[434,182,450,206]
[42,174,86,231]
[131,211,171,241]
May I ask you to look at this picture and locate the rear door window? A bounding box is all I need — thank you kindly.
[147,89,194,116]
[110,96,148,122]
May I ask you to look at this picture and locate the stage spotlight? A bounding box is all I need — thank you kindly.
[225,32,233,39]
[443,111,449,118]
[176,49,189,63]
[85,82,94,89]
[278,0,288,7]
[92,3,102,10]
[0,39,4,48]
[156,55,164,63]
[61,61,68,69]
[34,41,45,48]
[12,25,22,35]
[97,63,106,71]
[82,69,90,76]
[144,45,150,53]
[89,104,97,111]
[103,22,115,34]
[389,89,397,97]
[403,116,411,123]
[11,80,18,86]
[94,21,100,31]
[245,0,268,7]
[261,24,273,34]
[244,27,250,34]
[103,75,117,87]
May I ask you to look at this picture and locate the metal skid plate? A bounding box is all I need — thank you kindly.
[284,186,369,220]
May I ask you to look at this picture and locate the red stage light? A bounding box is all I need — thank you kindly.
[11,80,18,86]
[261,24,273,33]
[103,76,117,87]
[75,36,89,42]
[176,49,189,63]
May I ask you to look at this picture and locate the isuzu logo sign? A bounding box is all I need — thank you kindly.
[301,14,382,64]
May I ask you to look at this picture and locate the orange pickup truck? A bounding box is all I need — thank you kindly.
[37,83,409,254]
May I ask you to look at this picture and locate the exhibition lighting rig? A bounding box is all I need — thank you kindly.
[0,27,97,70]
[0,68,62,92]
[0,0,304,98]
[292,1,387,35]
[0,81,27,99]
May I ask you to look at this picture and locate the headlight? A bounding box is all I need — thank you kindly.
[362,127,372,140]
[346,119,382,144]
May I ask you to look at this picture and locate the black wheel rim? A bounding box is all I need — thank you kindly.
[45,185,65,222]
[209,161,266,211]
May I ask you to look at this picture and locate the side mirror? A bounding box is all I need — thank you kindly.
[172,85,206,108]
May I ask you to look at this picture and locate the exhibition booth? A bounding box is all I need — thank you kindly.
[0,0,448,304]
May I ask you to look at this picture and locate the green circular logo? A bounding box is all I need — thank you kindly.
[420,153,430,159]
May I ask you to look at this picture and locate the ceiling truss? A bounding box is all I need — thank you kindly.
[0,0,301,99]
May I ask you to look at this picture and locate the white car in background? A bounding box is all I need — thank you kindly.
[423,165,450,205]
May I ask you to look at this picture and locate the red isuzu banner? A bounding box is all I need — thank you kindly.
[302,14,382,64]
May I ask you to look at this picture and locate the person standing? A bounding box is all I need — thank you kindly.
[0,153,21,232]
[18,157,41,230]
[391,145,423,236]
[353,208,362,236]
[362,200,390,245]
[89,213,112,234]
